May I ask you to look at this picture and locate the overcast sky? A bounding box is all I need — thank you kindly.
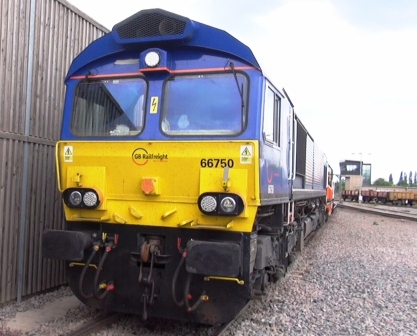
[67,0,417,183]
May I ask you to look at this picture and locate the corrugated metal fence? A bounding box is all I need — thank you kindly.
[0,0,107,304]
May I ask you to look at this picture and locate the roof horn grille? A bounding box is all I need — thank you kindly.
[116,12,187,40]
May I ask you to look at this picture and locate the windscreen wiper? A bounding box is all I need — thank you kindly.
[229,62,244,110]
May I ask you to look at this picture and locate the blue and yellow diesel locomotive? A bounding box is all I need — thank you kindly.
[43,9,334,324]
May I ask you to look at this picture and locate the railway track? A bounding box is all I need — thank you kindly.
[67,312,123,336]
[65,304,251,336]
[336,202,417,222]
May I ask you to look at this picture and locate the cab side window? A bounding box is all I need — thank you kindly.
[263,86,281,146]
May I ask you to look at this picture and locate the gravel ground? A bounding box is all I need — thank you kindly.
[1,208,416,335]
[225,208,417,336]
[0,287,97,336]
[0,286,73,321]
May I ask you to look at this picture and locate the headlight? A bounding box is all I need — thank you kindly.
[144,51,160,67]
[198,193,244,216]
[63,188,100,209]
[83,191,98,207]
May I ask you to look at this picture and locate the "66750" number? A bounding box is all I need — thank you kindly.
[200,158,234,168]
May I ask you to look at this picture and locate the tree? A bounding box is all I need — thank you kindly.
[373,178,392,186]
[398,171,403,186]
[398,180,408,187]
[397,171,408,187]
[389,173,393,184]
[409,171,413,185]
[414,171,417,185]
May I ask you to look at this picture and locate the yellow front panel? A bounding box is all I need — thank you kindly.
[56,141,260,232]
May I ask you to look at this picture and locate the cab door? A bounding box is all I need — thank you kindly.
[259,81,290,204]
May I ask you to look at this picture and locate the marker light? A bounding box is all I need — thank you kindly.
[144,51,160,67]
[69,191,82,206]
[200,195,217,213]
[220,197,236,213]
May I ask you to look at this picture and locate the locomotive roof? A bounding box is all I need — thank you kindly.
[66,8,261,80]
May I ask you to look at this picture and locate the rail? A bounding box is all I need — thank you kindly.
[67,312,123,336]
[337,202,417,222]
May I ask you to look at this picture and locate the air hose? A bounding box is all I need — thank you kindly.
[78,245,99,299]
[183,273,206,313]
[93,245,113,300]
[171,252,186,307]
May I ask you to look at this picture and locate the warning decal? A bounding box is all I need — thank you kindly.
[150,96,159,114]
[240,145,252,164]
[64,146,73,162]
